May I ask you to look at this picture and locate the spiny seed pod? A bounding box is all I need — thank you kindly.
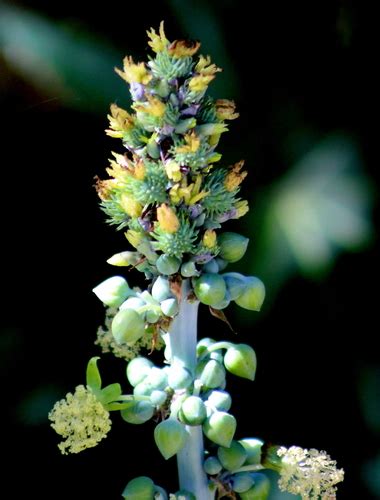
[156,254,181,275]
[121,400,154,425]
[217,440,247,471]
[239,438,264,465]
[218,232,249,263]
[126,357,154,387]
[224,344,257,381]
[197,359,226,389]
[160,297,179,317]
[120,296,146,310]
[179,396,207,426]
[203,456,223,475]
[180,261,198,277]
[205,390,232,412]
[202,411,236,447]
[231,472,254,493]
[234,276,265,311]
[151,276,171,302]
[222,272,247,300]
[167,365,193,390]
[92,276,131,307]
[193,273,227,306]
[122,476,155,500]
[154,419,189,460]
[239,473,270,500]
[112,308,145,344]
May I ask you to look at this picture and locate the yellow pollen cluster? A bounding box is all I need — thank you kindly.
[49,385,111,455]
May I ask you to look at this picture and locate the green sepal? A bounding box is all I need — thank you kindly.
[122,476,155,500]
[86,357,102,392]
[99,383,122,404]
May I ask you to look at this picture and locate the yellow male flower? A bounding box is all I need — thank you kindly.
[176,131,201,153]
[115,56,152,85]
[195,55,222,76]
[234,200,249,218]
[224,160,248,191]
[188,74,215,93]
[165,160,182,182]
[203,229,217,249]
[147,21,169,53]
[125,230,143,248]
[157,204,180,233]
[168,39,201,58]
[215,99,239,121]
[49,385,111,455]
[106,104,135,138]
[133,95,166,118]
[169,175,209,205]
[120,194,143,218]
[133,159,146,180]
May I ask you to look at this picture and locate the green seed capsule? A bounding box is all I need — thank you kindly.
[205,390,232,412]
[121,400,154,424]
[112,309,145,344]
[238,438,264,465]
[151,276,171,302]
[156,254,181,275]
[160,297,179,317]
[218,232,249,263]
[154,419,189,460]
[203,259,219,273]
[203,456,223,475]
[222,272,247,300]
[180,261,198,277]
[209,294,230,310]
[122,476,155,500]
[193,273,227,306]
[167,365,193,390]
[92,276,131,307]
[239,473,270,500]
[217,440,247,471]
[180,396,207,426]
[234,276,265,311]
[203,411,236,447]
[198,359,226,389]
[126,357,153,387]
[224,344,257,381]
[231,472,254,493]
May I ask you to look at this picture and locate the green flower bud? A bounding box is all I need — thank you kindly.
[126,357,153,387]
[210,351,224,363]
[205,390,232,412]
[203,411,236,447]
[160,297,179,317]
[107,251,141,267]
[239,473,270,500]
[121,400,154,424]
[92,276,131,307]
[145,367,168,391]
[231,472,254,493]
[122,476,155,500]
[146,309,161,323]
[196,338,216,357]
[180,396,207,426]
[234,276,265,311]
[193,273,227,306]
[133,382,153,396]
[175,117,197,134]
[218,232,249,263]
[203,259,219,273]
[203,456,223,475]
[153,485,168,500]
[222,272,247,300]
[215,257,228,271]
[238,438,264,466]
[180,261,198,277]
[150,390,167,407]
[156,254,181,275]
[151,276,171,302]
[120,296,146,310]
[167,365,193,390]
[154,419,189,460]
[224,344,257,381]
[209,294,230,310]
[217,440,247,471]
[146,137,160,159]
[112,309,145,344]
[197,359,226,389]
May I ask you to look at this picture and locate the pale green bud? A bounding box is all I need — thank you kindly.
[193,273,227,306]
[209,351,224,363]
[224,344,257,381]
[209,294,230,310]
[197,359,226,389]
[120,296,146,310]
[203,259,219,273]
[205,390,232,412]
[175,117,197,134]
[107,251,141,267]
[217,440,247,471]
[146,309,161,323]
[133,382,153,396]
[234,276,265,311]
[239,438,264,465]
[231,472,254,493]
[203,411,236,447]
[196,338,216,357]
[180,261,198,277]
[160,297,179,317]
[121,400,154,424]
[203,456,223,475]
[122,476,155,500]
[153,486,168,500]
[179,396,207,426]
[156,254,181,275]
[112,309,145,344]
[239,473,270,500]
[218,232,249,263]
[145,367,168,391]
[126,357,153,387]
[222,272,247,300]
[92,276,131,307]
[151,276,171,302]
[150,390,167,407]
[167,365,193,390]
[146,137,160,159]
[154,419,189,460]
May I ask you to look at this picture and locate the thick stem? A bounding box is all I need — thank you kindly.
[166,280,215,499]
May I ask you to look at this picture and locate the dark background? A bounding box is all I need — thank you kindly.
[1,1,378,498]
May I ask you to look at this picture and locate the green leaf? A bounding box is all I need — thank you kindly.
[86,357,101,391]
[100,383,122,404]
[105,401,136,411]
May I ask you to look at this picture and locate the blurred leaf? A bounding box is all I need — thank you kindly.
[358,366,380,436]
[362,453,380,498]
[18,385,60,425]
[0,4,128,111]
